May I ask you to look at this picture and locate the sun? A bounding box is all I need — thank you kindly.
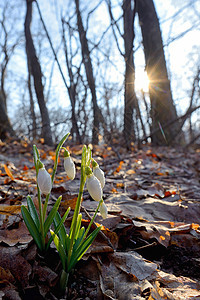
[135,69,149,93]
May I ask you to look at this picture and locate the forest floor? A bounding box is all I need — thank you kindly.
[0,139,200,299]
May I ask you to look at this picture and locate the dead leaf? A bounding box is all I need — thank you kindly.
[0,246,32,288]
[4,164,14,181]
[0,222,32,246]
[0,205,21,215]
[60,194,79,211]
[109,251,158,281]
[0,266,15,284]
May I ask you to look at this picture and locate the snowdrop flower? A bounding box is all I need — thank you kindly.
[86,167,102,201]
[92,159,105,189]
[37,162,52,195]
[63,149,76,180]
[99,201,107,219]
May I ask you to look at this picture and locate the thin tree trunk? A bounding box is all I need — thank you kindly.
[123,0,137,148]
[0,91,15,140]
[61,19,82,143]
[27,62,37,141]
[136,0,182,145]
[75,0,100,144]
[24,0,53,146]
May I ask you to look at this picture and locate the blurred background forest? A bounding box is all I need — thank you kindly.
[0,0,200,148]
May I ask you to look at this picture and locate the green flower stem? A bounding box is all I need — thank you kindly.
[67,146,87,267]
[82,199,103,241]
[37,185,45,250]
[42,133,70,220]
[42,193,50,221]
[60,269,69,293]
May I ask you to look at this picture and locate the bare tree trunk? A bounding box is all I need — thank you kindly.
[27,62,37,141]
[123,0,137,148]
[0,91,15,140]
[74,0,100,144]
[61,19,82,144]
[136,0,182,145]
[24,0,53,146]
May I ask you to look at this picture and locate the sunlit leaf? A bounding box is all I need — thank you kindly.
[50,230,66,269]
[4,164,14,181]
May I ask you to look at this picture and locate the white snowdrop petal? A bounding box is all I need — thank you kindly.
[87,174,102,201]
[100,202,108,219]
[93,166,105,189]
[37,168,52,194]
[64,157,76,180]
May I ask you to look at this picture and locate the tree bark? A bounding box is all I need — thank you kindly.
[61,19,82,144]
[75,0,100,144]
[123,0,137,147]
[27,61,37,141]
[24,0,53,146]
[0,91,15,140]
[136,0,181,145]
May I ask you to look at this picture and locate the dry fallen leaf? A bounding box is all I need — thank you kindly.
[4,164,14,181]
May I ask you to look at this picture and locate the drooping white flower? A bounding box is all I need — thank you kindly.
[93,166,105,189]
[37,167,52,195]
[64,156,76,180]
[87,173,102,202]
[99,201,108,219]
[92,159,105,189]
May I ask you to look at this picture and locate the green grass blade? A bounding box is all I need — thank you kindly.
[53,211,67,246]
[68,226,101,272]
[21,205,43,251]
[73,226,85,251]
[65,233,70,253]
[46,208,70,250]
[50,230,66,269]
[44,196,62,237]
[74,213,82,240]
[27,196,40,229]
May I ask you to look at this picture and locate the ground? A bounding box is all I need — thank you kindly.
[0,139,200,299]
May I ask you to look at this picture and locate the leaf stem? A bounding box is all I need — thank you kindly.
[67,146,87,268]
[82,199,103,241]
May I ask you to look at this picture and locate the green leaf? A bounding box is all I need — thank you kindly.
[27,196,40,229]
[65,233,70,253]
[47,208,70,250]
[53,210,68,249]
[68,226,101,272]
[50,230,66,269]
[21,205,43,251]
[74,213,82,240]
[73,226,85,251]
[44,196,62,237]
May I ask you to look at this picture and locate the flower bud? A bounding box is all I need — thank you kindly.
[99,201,108,219]
[64,156,76,180]
[87,173,102,201]
[37,167,52,195]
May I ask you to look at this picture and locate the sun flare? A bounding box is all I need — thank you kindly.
[135,70,149,93]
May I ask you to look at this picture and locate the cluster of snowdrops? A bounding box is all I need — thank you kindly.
[21,133,107,292]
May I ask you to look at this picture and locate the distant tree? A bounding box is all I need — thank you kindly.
[24,0,53,145]
[0,92,15,140]
[136,0,182,145]
[0,2,18,140]
[122,0,137,147]
[75,0,105,144]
